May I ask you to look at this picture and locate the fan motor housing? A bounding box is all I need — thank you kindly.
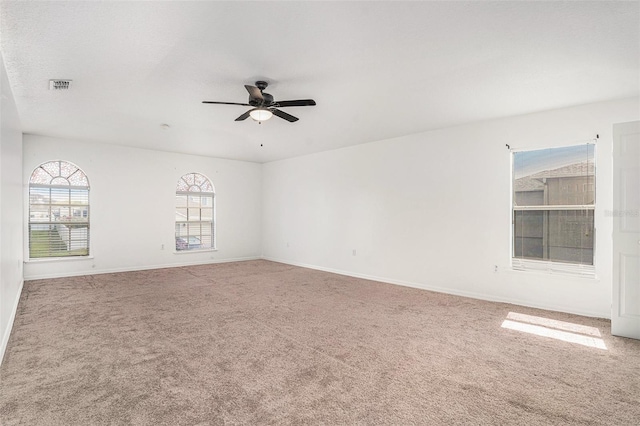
[249,92,274,106]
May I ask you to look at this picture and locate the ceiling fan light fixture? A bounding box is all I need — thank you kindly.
[249,108,273,122]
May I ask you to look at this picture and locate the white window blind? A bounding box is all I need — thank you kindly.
[175,172,215,251]
[511,258,596,278]
[29,160,90,259]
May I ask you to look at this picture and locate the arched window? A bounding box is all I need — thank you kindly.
[29,160,90,258]
[175,172,215,251]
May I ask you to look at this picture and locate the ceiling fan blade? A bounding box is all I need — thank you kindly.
[202,101,251,106]
[271,108,299,122]
[274,99,316,107]
[244,85,263,101]
[235,109,254,121]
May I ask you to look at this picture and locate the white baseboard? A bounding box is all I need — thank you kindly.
[262,256,609,319]
[23,256,262,281]
[21,254,609,319]
[0,278,24,366]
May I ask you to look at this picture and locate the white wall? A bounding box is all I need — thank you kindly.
[1,52,24,364]
[23,136,262,279]
[262,98,640,318]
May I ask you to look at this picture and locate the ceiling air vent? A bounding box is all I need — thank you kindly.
[49,79,72,90]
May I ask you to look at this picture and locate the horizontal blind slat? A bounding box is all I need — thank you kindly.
[511,258,595,278]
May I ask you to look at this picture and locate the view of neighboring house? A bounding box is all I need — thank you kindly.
[514,160,595,264]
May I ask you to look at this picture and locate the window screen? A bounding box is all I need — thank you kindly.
[513,144,595,267]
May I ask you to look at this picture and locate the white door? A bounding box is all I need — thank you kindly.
[612,120,640,339]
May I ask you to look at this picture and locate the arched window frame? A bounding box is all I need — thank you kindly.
[175,172,216,251]
[28,160,90,259]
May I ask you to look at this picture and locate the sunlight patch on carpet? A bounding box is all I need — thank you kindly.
[506,312,602,337]
[501,312,607,350]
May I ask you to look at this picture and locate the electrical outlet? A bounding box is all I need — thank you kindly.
[352,249,356,256]
[161,244,165,250]
[494,265,498,272]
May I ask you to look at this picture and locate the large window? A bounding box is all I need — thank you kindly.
[175,172,215,251]
[513,144,595,272]
[29,160,90,258]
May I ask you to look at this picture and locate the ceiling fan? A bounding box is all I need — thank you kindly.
[202,81,316,123]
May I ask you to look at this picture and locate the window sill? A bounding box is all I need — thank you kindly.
[173,248,218,255]
[25,256,95,264]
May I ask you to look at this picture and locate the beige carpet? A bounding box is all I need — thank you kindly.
[1,260,639,425]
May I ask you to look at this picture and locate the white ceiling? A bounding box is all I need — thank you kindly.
[1,1,638,163]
